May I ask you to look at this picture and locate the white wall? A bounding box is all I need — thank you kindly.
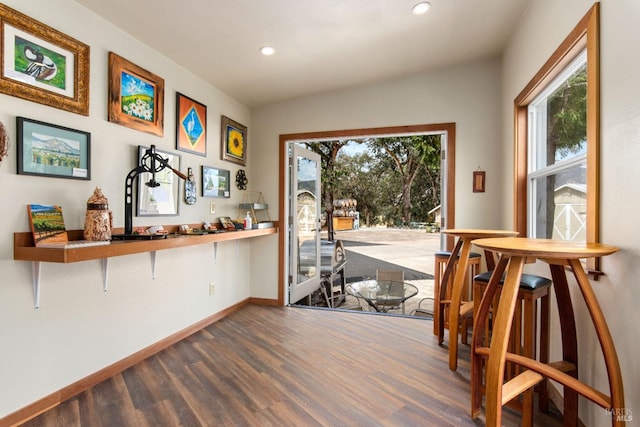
[250,59,506,298]
[502,1,640,425]
[0,0,258,417]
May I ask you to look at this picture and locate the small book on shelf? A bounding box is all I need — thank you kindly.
[27,204,110,248]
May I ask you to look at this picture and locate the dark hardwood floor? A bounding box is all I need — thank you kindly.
[20,305,562,426]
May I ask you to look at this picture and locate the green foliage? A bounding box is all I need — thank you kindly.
[547,63,587,156]
[304,135,441,227]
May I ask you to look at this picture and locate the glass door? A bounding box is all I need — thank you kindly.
[289,144,322,304]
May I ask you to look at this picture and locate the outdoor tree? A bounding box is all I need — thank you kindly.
[369,135,441,225]
[303,139,365,232]
[303,134,441,229]
[334,151,399,226]
[543,63,587,237]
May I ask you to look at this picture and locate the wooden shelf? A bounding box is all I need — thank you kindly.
[13,223,278,308]
[14,224,277,263]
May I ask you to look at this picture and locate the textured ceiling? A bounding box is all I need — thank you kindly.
[74,0,529,108]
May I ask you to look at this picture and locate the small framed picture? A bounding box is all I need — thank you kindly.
[202,165,230,198]
[221,115,247,166]
[219,216,235,231]
[17,117,90,180]
[473,170,486,193]
[108,52,164,136]
[176,92,207,156]
[137,146,180,216]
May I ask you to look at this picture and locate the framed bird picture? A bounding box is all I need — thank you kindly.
[176,92,207,156]
[0,3,90,115]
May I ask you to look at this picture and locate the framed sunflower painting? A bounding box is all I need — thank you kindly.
[220,115,246,166]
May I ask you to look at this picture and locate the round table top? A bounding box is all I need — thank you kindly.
[441,229,519,239]
[346,279,419,301]
[473,237,618,259]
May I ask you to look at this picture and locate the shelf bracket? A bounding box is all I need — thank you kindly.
[102,258,109,292]
[150,251,157,279]
[213,242,218,264]
[32,261,41,309]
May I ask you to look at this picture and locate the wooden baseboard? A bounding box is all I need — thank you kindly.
[249,296,281,306]
[1,297,279,427]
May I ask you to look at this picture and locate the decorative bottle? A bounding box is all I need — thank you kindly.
[184,167,197,205]
[244,211,252,230]
[84,187,113,241]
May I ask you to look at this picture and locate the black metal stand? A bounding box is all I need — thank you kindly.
[112,145,186,240]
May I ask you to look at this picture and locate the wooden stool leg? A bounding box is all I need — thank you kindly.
[433,256,443,335]
[519,291,536,427]
[568,259,625,426]
[538,291,550,412]
[438,240,462,345]
[549,264,579,425]
[448,239,472,370]
[471,257,508,419]
[485,256,525,427]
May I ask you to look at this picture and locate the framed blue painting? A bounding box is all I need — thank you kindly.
[108,52,164,136]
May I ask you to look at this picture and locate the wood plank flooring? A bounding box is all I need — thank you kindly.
[20,305,562,426]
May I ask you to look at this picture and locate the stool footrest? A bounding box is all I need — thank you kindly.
[475,347,611,409]
[460,301,474,317]
[502,370,543,405]
[547,360,576,373]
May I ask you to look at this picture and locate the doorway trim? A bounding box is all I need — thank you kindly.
[278,123,457,305]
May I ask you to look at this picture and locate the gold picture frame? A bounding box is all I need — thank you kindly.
[0,3,90,115]
[108,52,164,136]
[221,115,247,166]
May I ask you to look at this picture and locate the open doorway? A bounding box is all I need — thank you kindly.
[278,123,457,311]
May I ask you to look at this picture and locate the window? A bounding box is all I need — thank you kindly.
[528,52,587,241]
[514,4,600,273]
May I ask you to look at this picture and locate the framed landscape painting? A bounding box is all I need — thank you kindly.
[202,166,230,198]
[17,117,90,180]
[0,3,90,115]
[108,52,164,136]
[176,92,207,156]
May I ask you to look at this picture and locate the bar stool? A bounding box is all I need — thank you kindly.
[470,238,624,427]
[473,270,552,425]
[433,250,482,343]
[438,229,519,371]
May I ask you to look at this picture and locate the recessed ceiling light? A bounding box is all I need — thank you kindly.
[260,46,276,56]
[412,2,431,15]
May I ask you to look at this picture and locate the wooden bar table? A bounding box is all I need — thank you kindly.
[438,229,518,371]
[470,237,624,426]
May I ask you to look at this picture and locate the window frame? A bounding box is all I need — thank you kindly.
[514,3,600,274]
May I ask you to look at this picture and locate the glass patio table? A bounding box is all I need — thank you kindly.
[345,279,418,313]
